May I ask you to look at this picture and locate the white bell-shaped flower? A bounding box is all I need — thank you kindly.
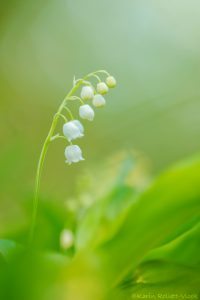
[92,94,106,107]
[65,145,84,164]
[60,229,74,250]
[79,104,95,121]
[81,86,94,100]
[97,82,109,95]
[63,120,84,141]
[106,76,116,88]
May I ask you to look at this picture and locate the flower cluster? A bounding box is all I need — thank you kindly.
[30,70,116,244]
[52,71,116,164]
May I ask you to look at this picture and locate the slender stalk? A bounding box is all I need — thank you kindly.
[29,79,83,244]
[29,70,108,244]
[51,135,68,141]
[68,96,85,105]
[63,106,74,120]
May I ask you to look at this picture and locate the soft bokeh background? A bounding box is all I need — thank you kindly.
[1,0,200,236]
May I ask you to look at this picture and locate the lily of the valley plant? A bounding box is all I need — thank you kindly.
[29,70,116,243]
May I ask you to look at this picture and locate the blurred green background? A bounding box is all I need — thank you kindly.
[1,0,200,237]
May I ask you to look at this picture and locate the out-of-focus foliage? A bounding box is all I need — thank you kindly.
[0,240,22,262]
[0,154,200,299]
[1,1,200,299]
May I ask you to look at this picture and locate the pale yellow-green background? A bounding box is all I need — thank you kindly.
[1,0,200,233]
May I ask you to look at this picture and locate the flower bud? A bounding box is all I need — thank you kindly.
[60,229,74,250]
[79,104,95,121]
[63,120,84,141]
[97,82,109,95]
[92,94,106,107]
[65,145,84,164]
[81,86,94,100]
[106,76,116,88]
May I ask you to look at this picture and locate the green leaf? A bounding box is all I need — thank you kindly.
[116,261,200,300]
[98,155,200,284]
[76,185,135,250]
[116,222,200,299]
[76,156,138,250]
[142,221,200,268]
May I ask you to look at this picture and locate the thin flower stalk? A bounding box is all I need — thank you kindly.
[29,70,116,244]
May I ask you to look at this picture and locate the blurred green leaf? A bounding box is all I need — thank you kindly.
[76,156,138,250]
[116,222,200,299]
[97,155,200,284]
[142,221,200,268]
[116,261,200,300]
[76,185,135,250]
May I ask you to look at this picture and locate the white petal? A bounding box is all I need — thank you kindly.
[65,145,84,164]
[72,120,84,134]
[97,82,109,95]
[60,229,74,250]
[79,104,95,121]
[81,86,94,100]
[93,94,106,107]
[63,121,84,141]
[106,76,116,88]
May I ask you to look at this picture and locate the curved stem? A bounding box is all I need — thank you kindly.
[29,79,85,244]
[68,96,85,105]
[94,70,110,76]
[50,134,68,142]
[55,112,68,123]
[87,73,101,82]
[29,70,108,244]
[29,136,50,244]
[63,106,74,120]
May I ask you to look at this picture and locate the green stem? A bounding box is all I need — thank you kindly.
[94,70,110,76]
[55,112,68,123]
[29,70,108,244]
[87,73,101,82]
[68,96,85,105]
[63,106,74,120]
[51,134,68,141]
[29,79,83,244]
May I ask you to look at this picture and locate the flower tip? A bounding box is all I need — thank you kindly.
[97,82,109,95]
[106,76,116,88]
